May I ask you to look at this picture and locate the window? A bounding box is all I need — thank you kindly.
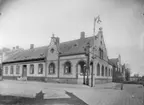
[64,61,71,74]
[97,64,100,76]
[101,50,103,59]
[105,67,107,76]
[30,64,34,74]
[38,64,43,74]
[111,69,113,76]
[109,69,111,76]
[10,66,14,74]
[16,65,20,74]
[101,65,104,76]
[101,41,102,45]
[99,48,103,59]
[50,48,54,53]
[49,63,55,74]
[5,66,8,74]
[99,48,101,58]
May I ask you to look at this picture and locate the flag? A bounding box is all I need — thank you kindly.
[94,15,101,24]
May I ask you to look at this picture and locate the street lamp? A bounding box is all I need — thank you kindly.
[84,42,91,85]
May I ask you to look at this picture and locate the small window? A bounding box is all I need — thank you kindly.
[30,64,34,74]
[64,61,71,74]
[50,48,54,53]
[49,63,55,74]
[101,41,102,45]
[10,66,14,74]
[5,66,8,74]
[38,64,43,74]
[16,65,20,74]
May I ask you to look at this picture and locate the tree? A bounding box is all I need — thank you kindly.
[125,68,131,81]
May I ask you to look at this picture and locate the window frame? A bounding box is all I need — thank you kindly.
[38,64,43,74]
[10,65,14,74]
[16,65,20,74]
[105,67,107,76]
[5,66,8,74]
[97,64,100,76]
[101,65,104,76]
[49,63,55,74]
[109,68,111,76]
[64,61,72,74]
[30,64,34,74]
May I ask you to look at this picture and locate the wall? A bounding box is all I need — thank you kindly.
[59,54,86,78]
[3,61,45,79]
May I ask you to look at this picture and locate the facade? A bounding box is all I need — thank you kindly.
[2,28,113,86]
[109,55,125,82]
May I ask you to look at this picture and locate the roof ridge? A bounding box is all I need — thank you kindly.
[60,36,94,45]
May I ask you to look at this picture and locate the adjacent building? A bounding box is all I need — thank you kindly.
[109,55,125,82]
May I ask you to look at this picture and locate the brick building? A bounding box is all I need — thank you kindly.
[2,28,114,86]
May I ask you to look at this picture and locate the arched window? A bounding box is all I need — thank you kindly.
[38,64,43,74]
[109,69,111,76]
[49,63,55,74]
[97,63,100,76]
[99,48,101,58]
[30,64,34,74]
[10,66,14,74]
[105,67,107,76]
[5,66,8,74]
[99,48,104,59]
[101,65,104,76]
[64,61,71,74]
[16,65,20,74]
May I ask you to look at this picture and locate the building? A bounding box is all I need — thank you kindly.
[2,28,113,86]
[109,55,125,82]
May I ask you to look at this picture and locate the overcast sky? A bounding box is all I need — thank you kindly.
[0,0,144,75]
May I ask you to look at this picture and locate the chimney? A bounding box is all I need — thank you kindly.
[16,46,19,49]
[30,44,34,49]
[13,47,15,50]
[56,37,60,44]
[80,31,85,39]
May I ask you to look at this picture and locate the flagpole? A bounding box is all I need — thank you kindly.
[93,17,96,36]
[91,16,97,87]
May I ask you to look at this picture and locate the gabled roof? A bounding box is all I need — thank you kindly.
[59,36,94,56]
[3,36,96,63]
[108,58,118,67]
[3,46,47,63]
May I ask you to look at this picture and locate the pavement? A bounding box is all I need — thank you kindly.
[0,80,134,105]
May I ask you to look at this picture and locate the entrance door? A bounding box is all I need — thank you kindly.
[77,61,86,85]
[22,65,27,77]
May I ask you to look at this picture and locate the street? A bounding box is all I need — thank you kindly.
[0,80,144,105]
[113,84,144,105]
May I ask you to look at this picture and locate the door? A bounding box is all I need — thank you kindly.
[22,65,27,77]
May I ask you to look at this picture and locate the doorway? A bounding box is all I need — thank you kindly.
[77,61,86,84]
[22,65,27,77]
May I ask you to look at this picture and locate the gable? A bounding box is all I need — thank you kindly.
[97,29,108,61]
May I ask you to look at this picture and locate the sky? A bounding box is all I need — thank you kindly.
[0,0,144,76]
